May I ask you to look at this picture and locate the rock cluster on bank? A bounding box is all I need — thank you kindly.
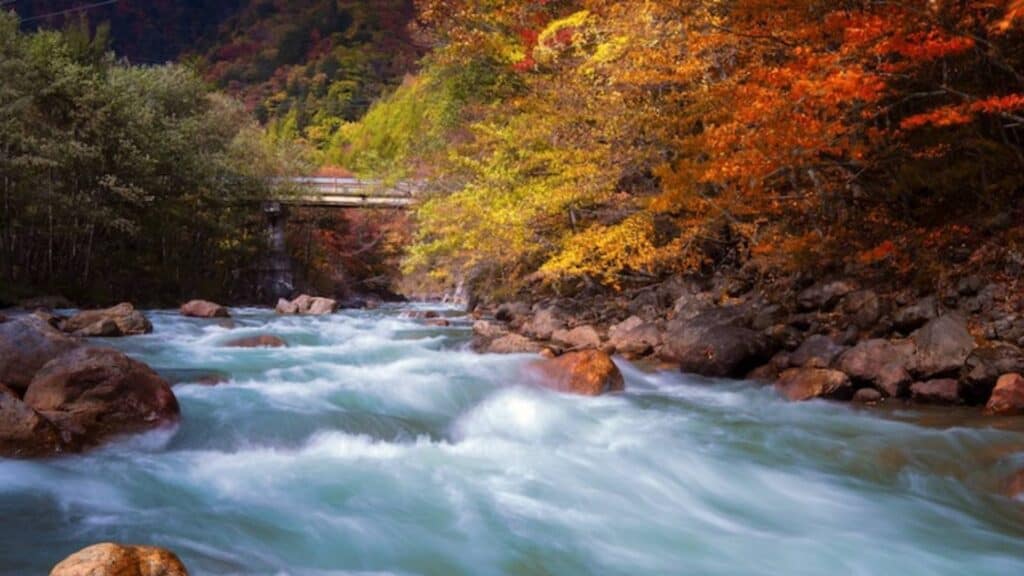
[473,272,1024,412]
[276,294,338,316]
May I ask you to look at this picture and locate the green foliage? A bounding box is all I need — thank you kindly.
[0,13,300,304]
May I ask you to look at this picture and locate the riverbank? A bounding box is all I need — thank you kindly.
[1,307,1022,574]
[470,267,1024,413]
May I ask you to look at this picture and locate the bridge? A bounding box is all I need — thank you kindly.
[275,177,418,209]
[259,176,420,302]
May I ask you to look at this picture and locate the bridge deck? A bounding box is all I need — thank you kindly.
[277,177,416,209]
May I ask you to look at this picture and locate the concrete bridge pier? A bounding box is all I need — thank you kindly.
[261,201,294,301]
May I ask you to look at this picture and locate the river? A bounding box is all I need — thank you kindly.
[1,307,1022,575]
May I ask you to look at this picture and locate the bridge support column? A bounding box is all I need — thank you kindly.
[261,201,294,301]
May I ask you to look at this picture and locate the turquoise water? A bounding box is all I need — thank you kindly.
[0,307,1022,575]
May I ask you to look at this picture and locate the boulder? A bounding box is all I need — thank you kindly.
[63,303,153,337]
[276,295,338,316]
[224,335,287,348]
[836,339,914,397]
[0,316,81,393]
[841,290,882,329]
[179,300,229,319]
[533,350,624,396]
[50,543,188,576]
[852,388,883,405]
[663,316,773,378]
[960,343,1024,405]
[275,298,299,315]
[909,314,976,379]
[0,384,66,458]
[521,308,567,341]
[552,325,602,350]
[910,379,962,405]
[985,373,1024,416]
[893,296,938,332]
[797,280,857,311]
[24,348,179,447]
[486,334,545,354]
[790,335,847,369]
[495,302,531,323]
[426,318,451,327]
[774,368,854,402]
[473,320,508,341]
[608,320,662,358]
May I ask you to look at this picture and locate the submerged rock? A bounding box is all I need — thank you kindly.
[24,347,179,448]
[50,543,189,576]
[63,303,153,337]
[225,335,287,349]
[180,300,230,319]
[533,350,624,396]
[0,316,81,393]
[852,388,883,405]
[774,368,853,402]
[0,384,65,458]
[986,373,1024,416]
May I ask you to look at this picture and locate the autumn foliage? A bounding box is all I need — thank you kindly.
[342,1,1024,295]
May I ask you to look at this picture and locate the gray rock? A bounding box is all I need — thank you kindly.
[893,297,938,332]
[0,317,81,393]
[521,308,566,341]
[960,343,1024,405]
[797,280,858,312]
[552,325,603,350]
[790,335,847,369]
[909,314,976,379]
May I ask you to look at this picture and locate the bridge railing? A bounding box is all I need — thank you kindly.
[272,177,421,208]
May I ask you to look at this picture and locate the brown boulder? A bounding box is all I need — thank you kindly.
[179,300,229,319]
[774,368,854,402]
[50,543,188,576]
[836,339,914,397]
[292,295,338,316]
[426,318,451,327]
[64,303,153,337]
[224,335,287,348]
[534,350,625,396]
[0,384,66,458]
[24,348,179,447]
[0,316,81,393]
[985,373,1024,416]
[909,379,962,405]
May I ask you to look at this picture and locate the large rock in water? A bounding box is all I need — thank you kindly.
[50,543,189,576]
[24,348,179,447]
[663,314,772,378]
[986,373,1024,416]
[0,316,81,393]
[774,368,854,402]
[0,384,66,458]
[533,350,624,396]
[179,300,229,319]
[63,303,153,337]
[275,295,338,316]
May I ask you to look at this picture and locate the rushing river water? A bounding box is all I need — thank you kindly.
[1,307,1022,575]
